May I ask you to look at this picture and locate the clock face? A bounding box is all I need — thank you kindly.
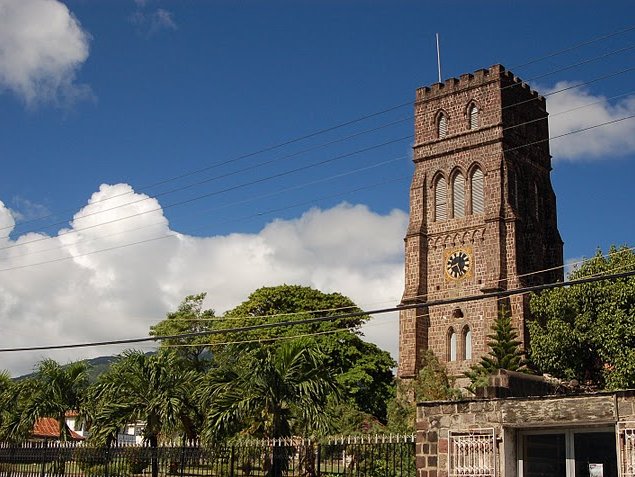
[446,249,471,279]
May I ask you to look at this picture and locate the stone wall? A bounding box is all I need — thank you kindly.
[416,390,635,477]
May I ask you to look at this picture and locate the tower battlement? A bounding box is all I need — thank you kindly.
[415,64,544,104]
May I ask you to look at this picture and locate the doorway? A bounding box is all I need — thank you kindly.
[518,428,618,477]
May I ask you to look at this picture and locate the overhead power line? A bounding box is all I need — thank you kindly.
[4,23,634,235]
[1,269,633,353]
[1,107,633,272]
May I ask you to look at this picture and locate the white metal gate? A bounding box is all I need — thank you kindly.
[449,428,496,477]
[619,424,635,477]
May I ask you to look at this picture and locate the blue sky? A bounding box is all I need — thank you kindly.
[0,0,634,375]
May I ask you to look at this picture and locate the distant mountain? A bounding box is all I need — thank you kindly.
[16,355,119,382]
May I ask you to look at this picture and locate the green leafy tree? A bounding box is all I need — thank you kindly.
[387,351,459,433]
[529,245,635,389]
[212,285,395,422]
[89,351,200,477]
[149,293,217,372]
[465,306,527,392]
[199,341,340,477]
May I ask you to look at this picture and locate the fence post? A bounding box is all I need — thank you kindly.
[104,443,110,477]
[179,439,186,477]
[229,445,235,477]
[316,442,321,477]
[39,442,47,477]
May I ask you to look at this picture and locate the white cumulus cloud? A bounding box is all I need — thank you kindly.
[0,0,91,106]
[0,184,407,376]
[547,82,635,161]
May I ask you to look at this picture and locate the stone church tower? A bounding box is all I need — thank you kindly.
[398,65,563,380]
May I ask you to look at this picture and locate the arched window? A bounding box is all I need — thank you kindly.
[463,326,472,360]
[469,104,479,129]
[438,113,448,139]
[435,176,447,221]
[452,173,465,218]
[448,328,457,362]
[471,167,484,214]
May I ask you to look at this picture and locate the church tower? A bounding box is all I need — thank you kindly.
[398,65,563,380]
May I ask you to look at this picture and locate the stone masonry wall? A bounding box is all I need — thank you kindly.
[416,391,635,477]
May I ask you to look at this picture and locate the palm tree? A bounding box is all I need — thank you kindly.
[0,360,89,443]
[31,359,89,441]
[89,351,200,477]
[200,341,340,477]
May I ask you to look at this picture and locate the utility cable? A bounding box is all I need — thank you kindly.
[5,24,634,234]
[0,108,632,270]
[1,117,411,239]
[4,72,635,258]
[0,269,632,353]
[2,156,407,262]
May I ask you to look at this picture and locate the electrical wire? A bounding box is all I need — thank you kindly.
[4,23,634,236]
[0,268,632,353]
[1,105,633,267]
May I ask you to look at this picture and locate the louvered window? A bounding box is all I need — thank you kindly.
[453,173,465,218]
[469,104,479,129]
[438,114,448,138]
[435,177,447,221]
[471,168,484,214]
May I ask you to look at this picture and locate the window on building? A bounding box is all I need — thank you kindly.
[471,167,484,214]
[453,173,465,218]
[438,113,448,138]
[469,104,479,129]
[435,176,447,221]
[463,326,472,360]
[510,170,519,211]
[448,328,457,362]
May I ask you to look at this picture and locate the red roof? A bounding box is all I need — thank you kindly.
[32,418,84,440]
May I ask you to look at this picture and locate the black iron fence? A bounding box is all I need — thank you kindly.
[0,435,415,477]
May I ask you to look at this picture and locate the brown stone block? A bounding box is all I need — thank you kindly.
[417,419,430,431]
[618,400,634,418]
[417,457,427,469]
[439,438,448,453]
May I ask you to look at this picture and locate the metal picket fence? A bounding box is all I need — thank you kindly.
[0,434,415,477]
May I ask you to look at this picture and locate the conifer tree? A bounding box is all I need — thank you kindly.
[465,305,527,391]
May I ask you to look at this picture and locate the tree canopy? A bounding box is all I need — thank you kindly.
[528,245,635,389]
[89,351,200,446]
[210,285,396,423]
[199,340,339,441]
[149,293,217,371]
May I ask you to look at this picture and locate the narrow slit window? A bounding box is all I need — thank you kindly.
[449,329,457,362]
[453,173,465,218]
[471,167,484,214]
[463,327,472,360]
[435,177,447,221]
